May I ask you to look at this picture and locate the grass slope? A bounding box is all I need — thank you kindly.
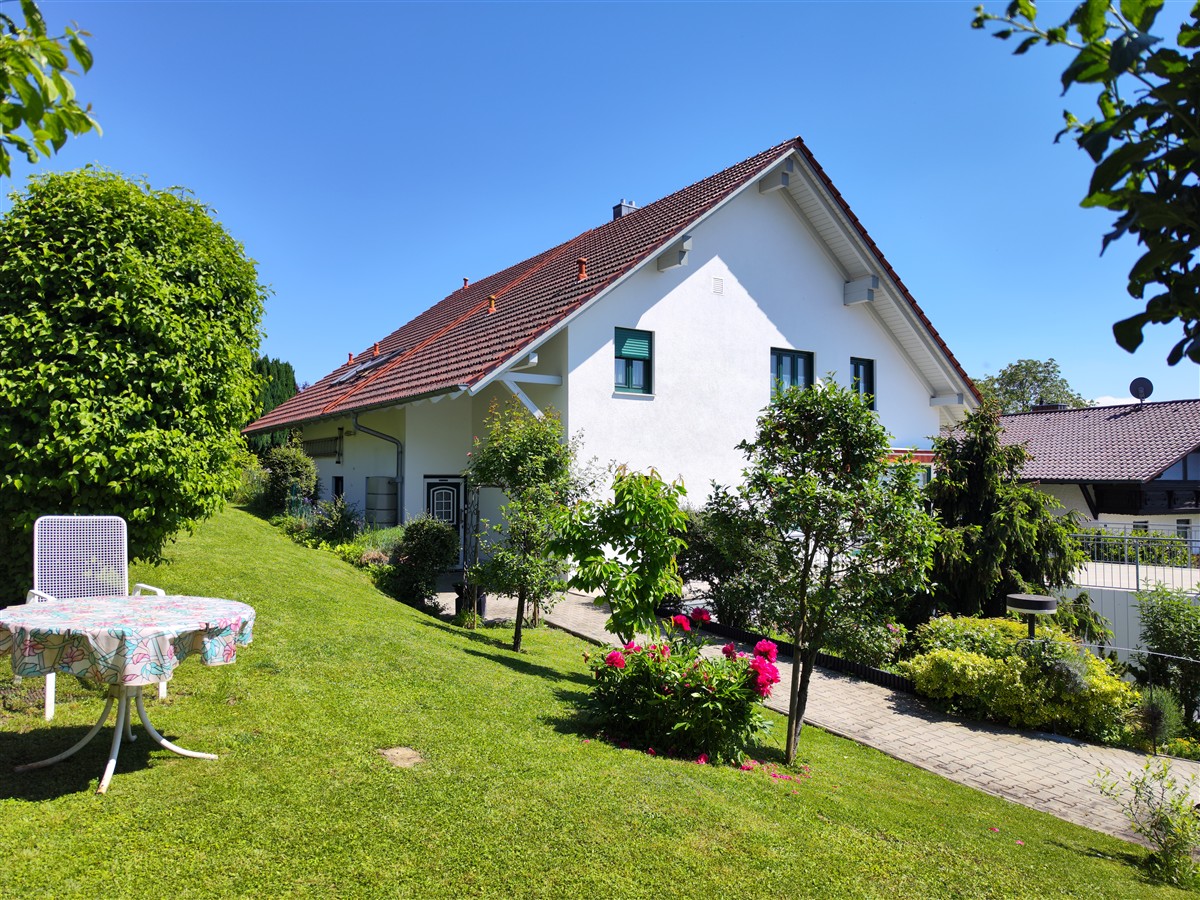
[0,508,1186,898]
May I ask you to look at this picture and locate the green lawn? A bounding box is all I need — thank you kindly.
[0,508,1187,898]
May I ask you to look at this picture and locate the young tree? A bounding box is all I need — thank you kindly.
[927,399,1085,618]
[0,169,266,599]
[975,358,1091,412]
[1,0,99,178]
[973,1,1200,365]
[552,468,689,644]
[247,355,299,454]
[718,381,938,765]
[466,401,575,653]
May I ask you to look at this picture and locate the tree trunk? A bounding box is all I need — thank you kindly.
[784,623,804,764]
[513,585,527,652]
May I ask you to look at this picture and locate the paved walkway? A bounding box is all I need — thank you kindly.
[445,588,1200,845]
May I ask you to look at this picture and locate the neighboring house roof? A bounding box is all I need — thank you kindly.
[246,135,978,435]
[999,400,1200,483]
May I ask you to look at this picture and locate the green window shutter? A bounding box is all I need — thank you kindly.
[615,328,652,360]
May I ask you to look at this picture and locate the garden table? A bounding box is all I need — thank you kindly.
[0,595,255,793]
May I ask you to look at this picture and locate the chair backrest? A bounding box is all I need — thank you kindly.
[32,515,130,599]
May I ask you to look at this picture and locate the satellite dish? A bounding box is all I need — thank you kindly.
[1130,377,1154,402]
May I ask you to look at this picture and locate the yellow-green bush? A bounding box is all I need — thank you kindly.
[902,619,1136,743]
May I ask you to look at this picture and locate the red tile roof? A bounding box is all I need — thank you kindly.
[999,400,1200,483]
[246,136,976,434]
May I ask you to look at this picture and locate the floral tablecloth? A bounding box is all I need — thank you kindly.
[0,595,255,686]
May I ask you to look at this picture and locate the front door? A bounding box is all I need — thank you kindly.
[425,477,464,567]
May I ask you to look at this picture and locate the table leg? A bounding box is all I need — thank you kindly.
[96,688,130,794]
[14,683,215,793]
[14,689,116,774]
[134,689,217,761]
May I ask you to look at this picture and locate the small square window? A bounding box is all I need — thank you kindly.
[851,357,876,409]
[615,327,653,395]
[770,348,814,397]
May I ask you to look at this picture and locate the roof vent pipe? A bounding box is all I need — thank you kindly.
[353,413,405,525]
[612,199,638,219]
[577,257,588,281]
[463,277,469,289]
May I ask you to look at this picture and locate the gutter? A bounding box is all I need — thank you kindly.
[352,414,405,525]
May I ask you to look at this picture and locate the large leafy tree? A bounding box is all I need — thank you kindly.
[717,381,938,765]
[247,355,298,454]
[466,401,576,653]
[975,357,1091,412]
[974,0,1200,364]
[927,399,1085,618]
[1,0,98,178]
[0,169,266,600]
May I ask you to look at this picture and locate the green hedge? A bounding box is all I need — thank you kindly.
[901,616,1136,743]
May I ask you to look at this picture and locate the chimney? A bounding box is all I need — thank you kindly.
[577,257,588,281]
[1030,403,1069,412]
[487,294,496,314]
[612,199,638,220]
[372,342,380,357]
[463,277,469,289]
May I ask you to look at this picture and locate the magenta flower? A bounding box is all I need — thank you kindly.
[605,650,627,669]
[696,753,709,765]
[623,641,643,653]
[722,643,737,659]
[689,607,712,624]
[1015,840,1024,846]
[672,614,691,632]
[988,827,1000,833]
[657,644,671,659]
[749,656,780,697]
[754,640,778,663]
[646,747,656,756]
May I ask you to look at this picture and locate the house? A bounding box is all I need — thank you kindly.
[999,399,1200,539]
[244,136,978,548]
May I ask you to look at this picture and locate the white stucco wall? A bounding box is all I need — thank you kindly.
[300,410,406,519]
[564,185,943,501]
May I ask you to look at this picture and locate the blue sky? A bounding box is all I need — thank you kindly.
[14,0,1200,405]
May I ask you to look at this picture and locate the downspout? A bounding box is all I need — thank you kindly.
[352,414,405,525]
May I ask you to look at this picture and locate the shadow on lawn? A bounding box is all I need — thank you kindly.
[0,722,160,800]
[1048,838,1147,880]
[460,646,591,687]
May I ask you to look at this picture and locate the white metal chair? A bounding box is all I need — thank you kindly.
[27,515,165,720]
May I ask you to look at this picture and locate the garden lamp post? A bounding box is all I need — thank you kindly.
[1006,593,1058,639]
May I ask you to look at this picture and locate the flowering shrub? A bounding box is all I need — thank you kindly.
[584,613,779,762]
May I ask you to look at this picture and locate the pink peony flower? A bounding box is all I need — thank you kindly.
[696,754,709,765]
[722,643,737,659]
[689,608,712,624]
[646,747,656,756]
[623,641,643,653]
[754,640,778,663]
[657,644,671,659]
[605,650,627,669]
[748,655,780,697]
[672,614,691,632]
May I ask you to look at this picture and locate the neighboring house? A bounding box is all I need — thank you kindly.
[245,136,978,550]
[999,399,1200,539]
